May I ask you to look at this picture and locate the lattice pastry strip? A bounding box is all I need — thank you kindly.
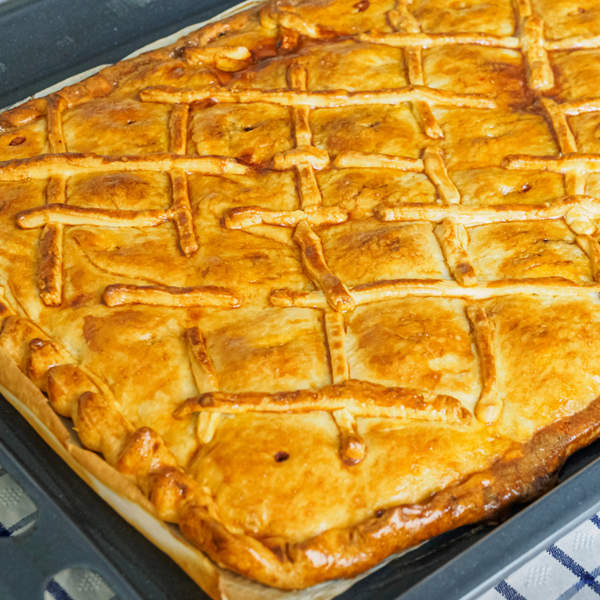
[286,64,327,211]
[377,195,599,226]
[360,31,600,52]
[520,16,554,91]
[504,156,600,240]
[561,98,600,117]
[168,104,198,256]
[270,277,600,310]
[39,96,67,306]
[293,221,355,313]
[434,219,477,286]
[504,155,600,175]
[183,45,251,72]
[576,235,600,282]
[0,153,249,180]
[224,205,348,229]
[502,96,600,262]
[466,305,501,424]
[184,327,221,444]
[388,0,443,139]
[103,284,241,309]
[539,98,584,196]
[140,84,497,110]
[174,379,472,423]
[323,311,366,465]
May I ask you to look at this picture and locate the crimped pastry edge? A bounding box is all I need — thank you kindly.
[0,345,376,600]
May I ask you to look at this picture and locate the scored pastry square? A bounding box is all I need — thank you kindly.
[409,0,516,34]
[468,220,595,283]
[553,50,600,100]
[319,220,447,285]
[532,0,600,38]
[3,0,600,595]
[345,297,480,405]
[318,167,437,212]
[63,99,171,155]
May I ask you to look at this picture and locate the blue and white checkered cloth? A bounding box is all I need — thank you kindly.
[480,514,600,600]
[1,462,599,599]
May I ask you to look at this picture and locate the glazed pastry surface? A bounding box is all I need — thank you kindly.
[2,0,600,590]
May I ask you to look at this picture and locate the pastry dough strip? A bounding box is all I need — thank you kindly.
[466,305,501,424]
[324,312,366,461]
[333,151,422,171]
[378,196,600,225]
[561,98,600,116]
[359,31,522,49]
[17,204,170,229]
[243,64,357,316]
[40,96,67,306]
[434,219,477,286]
[539,98,586,197]
[359,27,600,53]
[175,379,471,424]
[520,17,554,91]
[335,149,460,204]
[576,235,600,282]
[270,277,600,309]
[504,154,600,174]
[140,84,497,110]
[168,104,199,256]
[0,152,250,180]
[224,205,348,229]
[324,311,349,384]
[184,327,220,445]
[388,1,443,139]
[183,45,251,72]
[224,197,599,230]
[422,147,461,204]
[259,0,600,54]
[321,311,366,463]
[102,284,241,308]
[293,220,355,313]
[287,65,324,210]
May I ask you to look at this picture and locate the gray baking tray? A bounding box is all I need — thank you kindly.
[1,1,600,598]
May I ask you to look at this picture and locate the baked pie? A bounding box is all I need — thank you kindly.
[2,0,600,596]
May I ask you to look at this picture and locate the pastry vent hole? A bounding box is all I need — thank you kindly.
[274,451,289,462]
[44,567,116,600]
[0,468,38,538]
[8,136,26,146]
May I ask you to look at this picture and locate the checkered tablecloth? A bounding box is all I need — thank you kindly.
[1,463,599,599]
[480,513,600,600]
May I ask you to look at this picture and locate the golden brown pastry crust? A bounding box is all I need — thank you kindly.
[3,0,600,593]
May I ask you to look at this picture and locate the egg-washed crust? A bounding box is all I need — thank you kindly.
[3,0,600,594]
